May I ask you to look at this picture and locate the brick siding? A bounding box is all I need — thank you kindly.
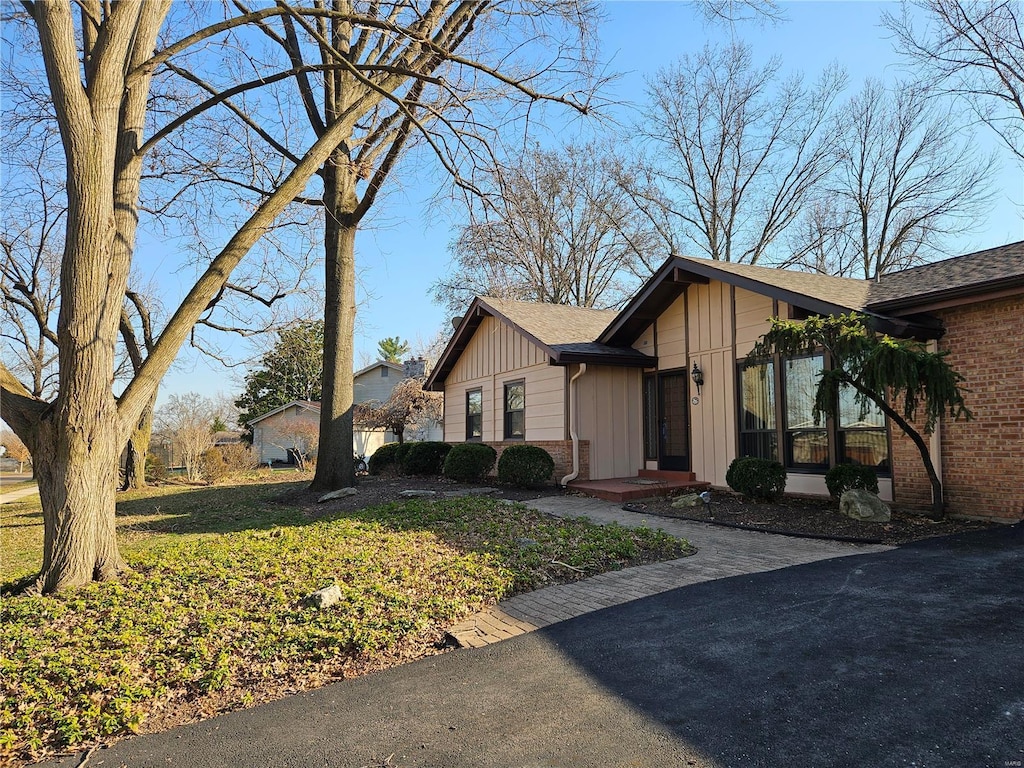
[890,294,1024,521]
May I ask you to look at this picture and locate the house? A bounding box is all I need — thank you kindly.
[425,242,1024,521]
[249,360,443,464]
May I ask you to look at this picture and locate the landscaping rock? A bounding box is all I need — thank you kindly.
[839,489,891,523]
[671,493,704,509]
[317,487,358,503]
[443,487,501,498]
[400,489,438,498]
[304,584,343,609]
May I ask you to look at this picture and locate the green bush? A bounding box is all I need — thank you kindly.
[497,444,555,488]
[401,441,452,476]
[199,448,230,483]
[725,456,786,502]
[443,443,498,483]
[825,463,879,498]
[368,443,403,475]
[145,453,167,482]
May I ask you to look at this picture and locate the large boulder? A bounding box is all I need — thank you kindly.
[317,487,358,503]
[839,488,891,523]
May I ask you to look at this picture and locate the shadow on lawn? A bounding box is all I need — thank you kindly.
[113,478,313,536]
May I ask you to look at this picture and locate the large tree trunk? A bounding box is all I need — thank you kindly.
[310,157,358,491]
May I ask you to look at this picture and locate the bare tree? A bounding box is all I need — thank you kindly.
[794,79,996,279]
[885,0,1024,163]
[154,393,219,483]
[268,414,321,471]
[356,376,443,445]
[432,141,664,315]
[224,1,606,494]
[1,2,463,594]
[634,40,846,264]
[1,429,33,473]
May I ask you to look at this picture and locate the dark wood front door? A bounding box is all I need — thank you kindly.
[658,371,690,471]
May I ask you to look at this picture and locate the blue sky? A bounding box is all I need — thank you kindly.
[157,1,1024,406]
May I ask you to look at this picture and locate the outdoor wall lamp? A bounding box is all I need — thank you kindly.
[691,361,704,394]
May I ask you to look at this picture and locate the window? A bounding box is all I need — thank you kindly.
[466,389,483,441]
[783,354,829,470]
[381,366,389,378]
[837,386,890,474]
[503,380,525,440]
[738,360,777,461]
[643,374,658,461]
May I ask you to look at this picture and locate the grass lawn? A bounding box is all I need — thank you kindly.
[0,473,690,764]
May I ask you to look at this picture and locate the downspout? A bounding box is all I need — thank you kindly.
[561,363,588,486]
[927,339,943,504]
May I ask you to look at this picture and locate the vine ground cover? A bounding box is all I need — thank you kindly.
[0,474,690,765]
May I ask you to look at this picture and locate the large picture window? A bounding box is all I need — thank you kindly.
[503,381,525,440]
[837,386,890,473]
[738,360,777,461]
[466,389,482,441]
[783,355,829,470]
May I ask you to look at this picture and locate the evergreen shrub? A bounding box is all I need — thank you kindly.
[825,463,879,498]
[443,443,497,483]
[725,456,786,502]
[497,444,555,487]
[401,441,452,475]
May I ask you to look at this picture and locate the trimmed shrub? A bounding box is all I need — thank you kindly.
[368,443,403,475]
[401,441,452,476]
[443,443,498,483]
[497,444,555,488]
[825,463,879,499]
[725,456,786,502]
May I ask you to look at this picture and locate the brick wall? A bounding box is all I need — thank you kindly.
[891,294,1024,521]
[482,440,591,484]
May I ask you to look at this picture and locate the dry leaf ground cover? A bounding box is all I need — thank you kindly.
[0,472,688,766]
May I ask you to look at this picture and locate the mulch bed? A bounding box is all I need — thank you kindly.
[283,474,1004,547]
[625,491,1002,546]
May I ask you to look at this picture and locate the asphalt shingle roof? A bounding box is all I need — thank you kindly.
[479,296,620,346]
[866,241,1024,310]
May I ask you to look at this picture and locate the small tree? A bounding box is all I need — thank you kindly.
[356,377,442,445]
[155,394,220,483]
[269,414,320,471]
[1,430,32,473]
[749,313,971,518]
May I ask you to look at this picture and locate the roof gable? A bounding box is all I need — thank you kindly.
[424,297,651,390]
[247,400,321,425]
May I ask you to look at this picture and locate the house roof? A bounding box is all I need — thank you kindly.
[600,255,943,346]
[246,400,320,426]
[353,360,404,378]
[424,296,653,390]
[427,243,1021,391]
[865,241,1024,313]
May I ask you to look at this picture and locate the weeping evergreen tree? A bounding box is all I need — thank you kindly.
[749,313,971,519]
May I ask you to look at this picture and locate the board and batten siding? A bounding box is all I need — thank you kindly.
[633,283,798,490]
[443,315,566,443]
[574,365,644,479]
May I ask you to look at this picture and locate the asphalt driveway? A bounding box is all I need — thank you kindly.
[44,523,1023,768]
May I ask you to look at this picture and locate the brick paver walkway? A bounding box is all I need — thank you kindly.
[447,496,892,648]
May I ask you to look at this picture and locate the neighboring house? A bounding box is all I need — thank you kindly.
[425,242,1024,522]
[249,360,443,464]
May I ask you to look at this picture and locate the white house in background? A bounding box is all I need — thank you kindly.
[248,360,443,465]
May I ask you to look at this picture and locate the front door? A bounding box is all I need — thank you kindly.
[659,371,690,471]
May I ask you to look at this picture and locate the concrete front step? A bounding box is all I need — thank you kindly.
[567,476,710,502]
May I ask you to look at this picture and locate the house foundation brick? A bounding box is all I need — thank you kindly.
[482,440,590,484]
